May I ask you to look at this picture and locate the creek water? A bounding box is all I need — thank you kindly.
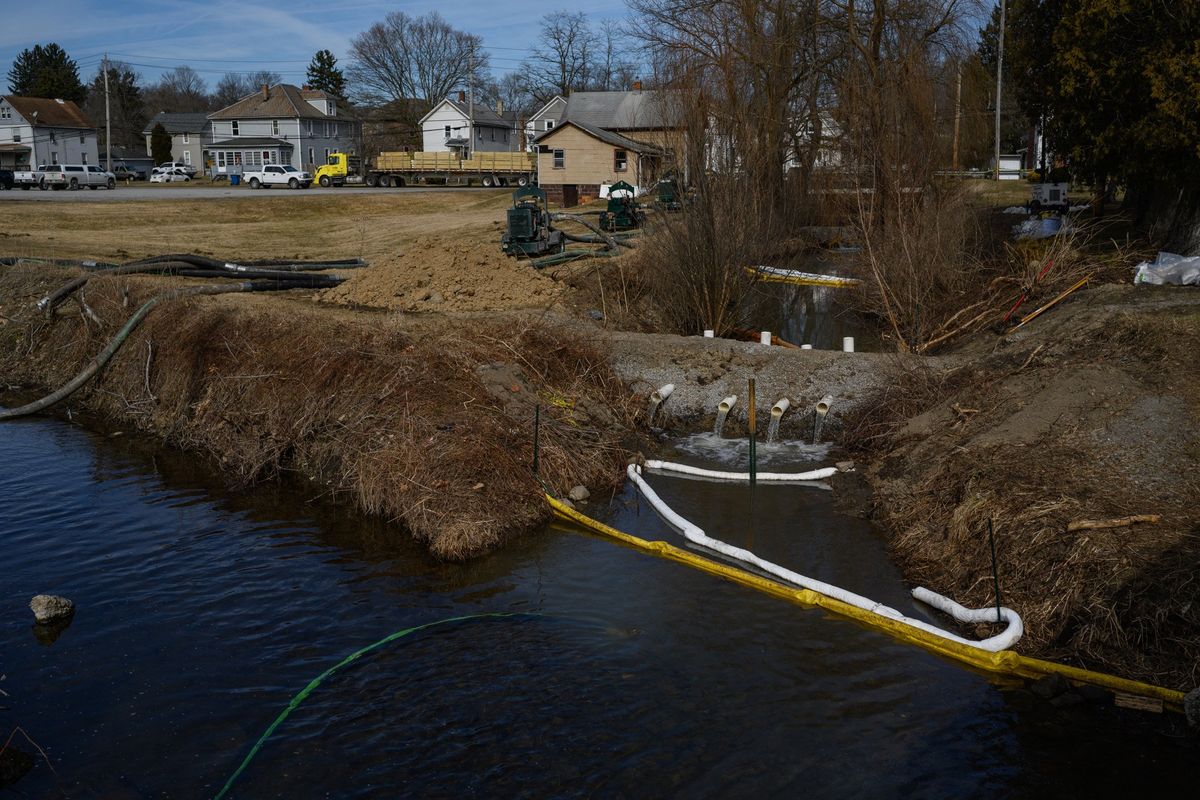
[748,254,876,351]
[2,416,1197,798]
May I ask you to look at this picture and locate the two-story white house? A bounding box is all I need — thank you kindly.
[524,96,565,150]
[419,93,520,157]
[141,112,212,169]
[0,95,98,170]
[206,84,359,175]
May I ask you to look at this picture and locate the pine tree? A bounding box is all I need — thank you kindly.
[7,43,85,103]
[85,63,146,150]
[306,50,346,99]
[150,122,172,166]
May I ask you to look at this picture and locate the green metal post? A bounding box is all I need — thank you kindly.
[748,378,757,486]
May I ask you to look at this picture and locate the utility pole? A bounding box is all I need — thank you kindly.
[952,63,962,171]
[993,0,1006,180]
[467,44,474,158]
[103,53,112,171]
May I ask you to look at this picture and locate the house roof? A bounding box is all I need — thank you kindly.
[533,119,665,154]
[561,90,679,130]
[209,84,338,121]
[207,137,294,148]
[142,112,209,135]
[108,145,154,161]
[528,96,566,123]
[2,96,94,129]
[418,96,517,128]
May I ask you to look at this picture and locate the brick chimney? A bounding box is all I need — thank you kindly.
[632,80,643,91]
[496,99,504,115]
[458,90,466,103]
[261,84,269,100]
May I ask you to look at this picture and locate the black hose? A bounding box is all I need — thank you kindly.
[561,232,637,248]
[2,278,343,421]
[38,257,357,312]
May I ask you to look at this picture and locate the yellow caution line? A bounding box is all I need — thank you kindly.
[744,267,862,288]
[547,495,1184,712]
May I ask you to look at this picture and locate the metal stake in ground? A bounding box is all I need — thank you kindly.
[988,517,1002,623]
[748,378,757,486]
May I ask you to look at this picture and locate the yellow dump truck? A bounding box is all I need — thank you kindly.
[314,151,535,188]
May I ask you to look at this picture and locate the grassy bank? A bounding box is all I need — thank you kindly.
[0,263,636,559]
[844,278,1200,689]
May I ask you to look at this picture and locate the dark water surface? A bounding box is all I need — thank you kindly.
[2,416,1196,798]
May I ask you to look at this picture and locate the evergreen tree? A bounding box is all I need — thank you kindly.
[7,43,86,103]
[84,62,146,150]
[306,50,346,99]
[150,122,172,165]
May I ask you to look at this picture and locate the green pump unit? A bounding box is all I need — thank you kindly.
[599,181,646,232]
[501,186,564,257]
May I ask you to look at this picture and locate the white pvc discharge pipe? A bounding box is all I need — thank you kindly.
[643,459,836,483]
[771,398,790,419]
[650,383,675,406]
[718,395,737,414]
[815,395,834,417]
[626,464,1023,652]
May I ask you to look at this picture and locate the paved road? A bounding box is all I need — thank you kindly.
[0,184,497,202]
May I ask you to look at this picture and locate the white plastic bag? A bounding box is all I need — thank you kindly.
[1133,252,1200,286]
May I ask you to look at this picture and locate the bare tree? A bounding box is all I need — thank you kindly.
[524,11,598,102]
[348,11,485,109]
[211,70,282,109]
[632,0,829,209]
[144,65,209,113]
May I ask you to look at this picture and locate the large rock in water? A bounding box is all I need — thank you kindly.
[30,594,74,624]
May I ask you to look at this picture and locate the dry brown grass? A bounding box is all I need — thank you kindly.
[0,191,511,264]
[0,263,637,560]
[845,286,1200,688]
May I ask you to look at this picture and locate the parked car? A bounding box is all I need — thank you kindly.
[155,161,197,176]
[150,168,192,183]
[0,169,13,190]
[243,164,312,189]
[112,164,145,181]
[13,167,40,188]
[39,164,116,190]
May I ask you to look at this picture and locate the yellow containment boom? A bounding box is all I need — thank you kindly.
[746,265,863,288]
[547,494,1184,713]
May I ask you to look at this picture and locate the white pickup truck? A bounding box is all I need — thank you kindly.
[29,164,116,190]
[242,164,312,189]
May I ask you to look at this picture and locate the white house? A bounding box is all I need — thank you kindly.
[419,93,519,156]
[524,95,565,150]
[0,95,98,169]
[207,84,359,175]
[142,111,212,168]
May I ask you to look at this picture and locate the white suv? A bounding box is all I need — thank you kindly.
[152,161,197,176]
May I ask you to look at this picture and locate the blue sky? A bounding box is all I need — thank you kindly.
[1,0,631,90]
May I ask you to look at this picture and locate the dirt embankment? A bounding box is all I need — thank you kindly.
[849,283,1200,688]
[0,263,635,560]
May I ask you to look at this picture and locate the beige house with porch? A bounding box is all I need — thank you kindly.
[532,90,678,206]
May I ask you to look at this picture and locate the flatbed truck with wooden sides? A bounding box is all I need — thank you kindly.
[314,151,535,188]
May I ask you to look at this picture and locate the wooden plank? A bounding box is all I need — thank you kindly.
[1113,692,1163,713]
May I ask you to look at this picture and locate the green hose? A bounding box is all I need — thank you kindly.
[213,611,541,799]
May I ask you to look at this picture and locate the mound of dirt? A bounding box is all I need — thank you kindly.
[317,230,565,314]
[849,282,1200,688]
